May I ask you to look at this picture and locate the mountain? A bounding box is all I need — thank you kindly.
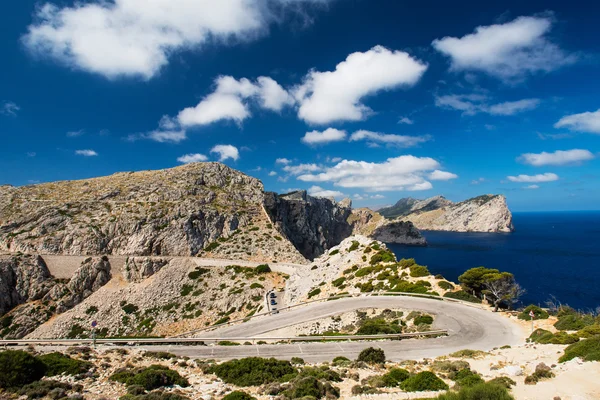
[348,208,426,245]
[384,194,514,233]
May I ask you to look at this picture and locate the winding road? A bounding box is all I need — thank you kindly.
[131,296,524,362]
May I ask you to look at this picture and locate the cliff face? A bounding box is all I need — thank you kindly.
[378,195,453,219]
[394,195,514,233]
[264,191,353,260]
[348,208,426,245]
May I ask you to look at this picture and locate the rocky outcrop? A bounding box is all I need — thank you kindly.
[54,257,112,312]
[264,191,353,260]
[393,195,514,233]
[378,196,453,219]
[122,257,169,282]
[348,208,426,245]
[0,254,54,316]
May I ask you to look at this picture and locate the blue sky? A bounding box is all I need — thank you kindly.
[1,0,599,212]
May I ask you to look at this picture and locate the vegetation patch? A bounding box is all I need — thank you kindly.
[109,365,189,390]
[524,363,554,385]
[518,305,549,321]
[208,357,296,386]
[434,382,514,400]
[37,352,93,376]
[528,329,579,345]
[255,264,271,274]
[357,347,385,364]
[400,371,448,392]
[0,350,46,389]
[438,281,454,290]
[409,264,430,277]
[223,391,256,400]
[443,290,482,303]
[559,336,600,363]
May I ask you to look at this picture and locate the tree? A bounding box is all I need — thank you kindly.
[483,272,525,312]
[458,267,500,296]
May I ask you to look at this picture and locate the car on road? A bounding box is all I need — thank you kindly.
[269,293,276,298]
[270,299,277,305]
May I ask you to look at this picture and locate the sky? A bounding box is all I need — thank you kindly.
[1,0,599,212]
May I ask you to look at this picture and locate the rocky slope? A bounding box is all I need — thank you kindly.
[383,195,514,233]
[348,208,426,245]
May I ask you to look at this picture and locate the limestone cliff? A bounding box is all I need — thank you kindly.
[389,194,514,233]
[348,208,426,245]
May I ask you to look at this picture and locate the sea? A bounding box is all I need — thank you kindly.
[387,211,600,311]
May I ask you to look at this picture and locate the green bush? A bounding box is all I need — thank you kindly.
[381,368,410,387]
[486,376,516,389]
[438,281,454,290]
[143,352,177,360]
[110,365,189,390]
[208,357,296,386]
[255,264,271,274]
[524,363,554,385]
[348,241,360,252]
[517,305,549,321]
[528,329,579,345]
[400,371,448,392]
[332,356,351,366]
[449,349,487,359]
[355,266,374,277]
[414,315,434,325]
[120,391,190,400]
[444,290,482,303]
[188,267,210,279]
[369,249,396,265]
[290,357,305,365]
[249,283,263,289]
[577,324,600,338]
[222,391,256,400]
[356,318,402,335]
[0,350,46,389]
[204,242,220,251]
[554,313,595,331]
[122,303,139,314]
[331,277,346,287]
[357,347,385,364]
[329,250,340,256]
[559,336,600,363]
[308,288,321,299]
[283,376,340,399]
[398,258,416,268]
[297,366,342,382]
[453,369,483,387]
[37,352,93,376]
[434,382,514,400]
[409,264,430,277]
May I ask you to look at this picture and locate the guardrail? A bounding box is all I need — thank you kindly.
[174,291,485,338]
[0,330,448,347]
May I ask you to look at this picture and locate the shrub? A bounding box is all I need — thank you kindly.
[255,264,271,274]
[290,357,305,365]
[354,267,374,277]
[213,317,230,325]
[517,305,549,321]
[332,356,351,367]
[37,352,93,376]
[577,324,600,338]
[249,283,264,289]
[434,382,514,400]
[398,258,416,268]
[110,365,189,390]
[208,357,296,386]
[409,264,429,277]
[400,371,448,392]
[329,250,340,256]
[144,352,177,360]
[414,315,434,325]
[381,368,410,387]
[16,379,75,399]
[357,347,385,364]
[297,366,342,382]
[528,329,579,345]
[308,288,321,299]
[222,391,256,400]
[348,241,360,252]
[487,376,516,389]
[283,376,340,399]
[524,363,554,385]
[331,277,346,288]
[122,303,139,314]
[438,281,454,290]
[444,291,481,303]
[449,349,487,359]
[204,242,220,251]
[554,313,595,331]
[453,369,484,388]
[356,318,402,335]
[218,341,240,346]
[120,391,190,400]
[0,350,46,389]
[431,360,471,378]
[188,268,209,279]
[370,249,396,265]
[559,336,600,363]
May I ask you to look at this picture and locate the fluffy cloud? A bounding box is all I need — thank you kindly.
[349,130,430,148]
[432,15,577,81]
[1,101,20,116]
[283,163,321,175]
[276,158,292,165]
[353,193,385,201]
[507,173,559,183]
[301,128,347,145]
[75,149,98,157]
[308,185,345,198]
[177,153,208,163]
[66,129,84,138]
[518,149,595,166]
[554,109,600,134]
[178,76,292,127]
[294,46,427,124]
[398,117,414,125]
[23,0,334,79]
[210,144,239,161]
[297,156,454,192]
[435,94,540,116]
[429,170,458,180]
[524,185,540,189]
[268,171,278,176]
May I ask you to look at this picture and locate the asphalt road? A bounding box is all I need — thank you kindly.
[130,296,523,362]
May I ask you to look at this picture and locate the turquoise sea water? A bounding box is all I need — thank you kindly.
[387,211,600,310]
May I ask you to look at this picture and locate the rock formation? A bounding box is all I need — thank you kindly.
[385,194,514,233]
[348,208,426,245]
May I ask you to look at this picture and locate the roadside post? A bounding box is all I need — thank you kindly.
[529,310,535,333]
[91,320,97,348]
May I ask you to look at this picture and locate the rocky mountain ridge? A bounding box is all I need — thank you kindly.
[386,194,514,233]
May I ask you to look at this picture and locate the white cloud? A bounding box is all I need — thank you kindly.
[283,163,321,175]
[308,186,345,198]
[554,109,600,134]
[432,15,577,81]
[66,129,84,137]
[268,171,277,176]
[297,155,451,192]
[178,75,292,127]
[1,101,20,116]
[518,149,595,166]
[429,170,458,181]
[294,45,427,124]
[353,193,385,200]
[210,144,239,161]
[471,177,485,185]
[398,117,414,125]
[524,184,540,189]
[349,130,430,148]
[75,149,98,157]
[177,153,208,163]
[507,173,559,183]
[329,157,342,163]
[144,129,187,143]
[435,94,540,116]
[301,128,347,145]
[23,0,334,79]
[276,158,292,165]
